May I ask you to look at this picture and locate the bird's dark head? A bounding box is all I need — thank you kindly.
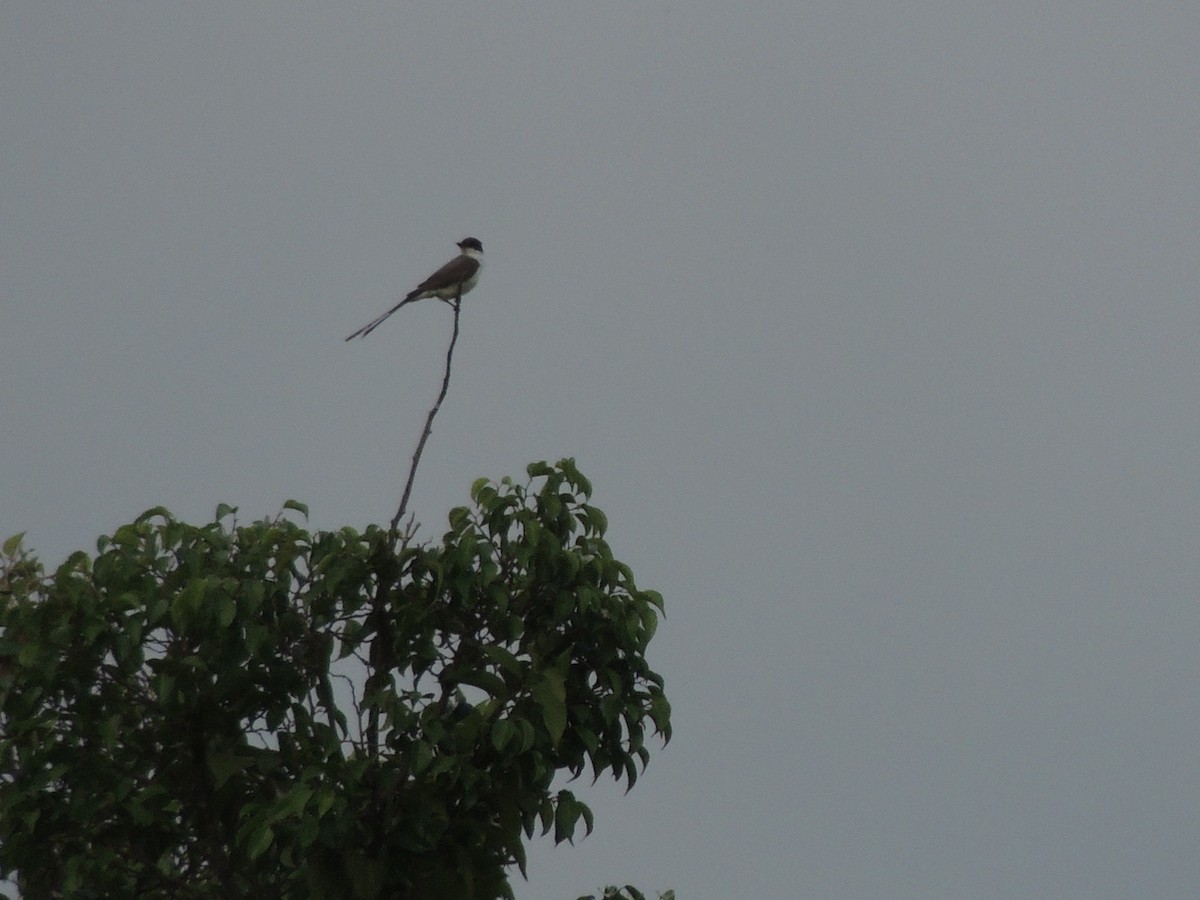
[458,237,483,254]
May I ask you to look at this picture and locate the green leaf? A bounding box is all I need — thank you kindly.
[216,593,237,628]
[283,499,310,518]
[112,523,142,548]
[154,672,175,704]
[2,532,25,556]
[651,694,673,739]
[207,749,252,789]
[272,785,314,822]
[315,788,337,817]
[171,578,206,628]
[554,791,581,844]
[451,668,508,697]
[246,824,275,860]
[448,505,471,532]
[641,589,665,612]
[532,669,567,746]
[491,717,515,753]
[482,644,523,676]
[580,801,594,836]
[412,740,434,775]
[136,506,172,524]
[471,478,497,508]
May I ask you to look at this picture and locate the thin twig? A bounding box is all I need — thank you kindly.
[389,293,463,540]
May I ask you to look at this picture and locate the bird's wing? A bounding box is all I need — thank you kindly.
[413,255,481,294]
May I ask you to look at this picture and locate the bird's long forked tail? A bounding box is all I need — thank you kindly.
[344,295,417,341]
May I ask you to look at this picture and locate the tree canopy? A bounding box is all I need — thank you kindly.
[0,460,670,899]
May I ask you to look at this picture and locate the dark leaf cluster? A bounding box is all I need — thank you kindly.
[0,460,670,899]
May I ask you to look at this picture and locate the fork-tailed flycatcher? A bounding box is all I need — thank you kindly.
[345,237,483,340]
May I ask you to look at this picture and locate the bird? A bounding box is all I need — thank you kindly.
[345,237,484,340]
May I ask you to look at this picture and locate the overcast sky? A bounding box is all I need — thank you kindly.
[3,4,1199,898]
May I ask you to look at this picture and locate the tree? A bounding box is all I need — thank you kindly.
[0,459,670,898]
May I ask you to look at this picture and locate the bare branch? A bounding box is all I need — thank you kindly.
[390,292,464,539]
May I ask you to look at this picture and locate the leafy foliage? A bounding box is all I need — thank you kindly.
[0,460,670,899]
[578,889,675,900]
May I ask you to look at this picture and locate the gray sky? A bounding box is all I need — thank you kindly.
[3,4,1199,898]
